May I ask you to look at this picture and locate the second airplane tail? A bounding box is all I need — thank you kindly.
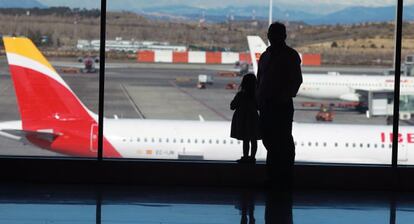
[247,35,267,75]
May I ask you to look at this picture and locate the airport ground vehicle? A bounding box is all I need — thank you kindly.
[316,105,334,122]
[197,74,213,89]
[1,37,413,164]
[78,56,98,73]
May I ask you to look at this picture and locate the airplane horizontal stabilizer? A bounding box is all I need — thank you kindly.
[1,129,60,143]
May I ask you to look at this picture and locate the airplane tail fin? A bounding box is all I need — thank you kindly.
[1,37,122,157]
[3,37,95,131]
[247,36,267,75]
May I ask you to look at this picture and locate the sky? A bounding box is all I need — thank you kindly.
[39,0,414,8]
[38,0,414,15]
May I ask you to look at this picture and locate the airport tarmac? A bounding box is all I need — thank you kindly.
[50,58,388,76]
[0,60,401,157]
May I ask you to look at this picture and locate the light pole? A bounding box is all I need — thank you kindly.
[269,0,273,27]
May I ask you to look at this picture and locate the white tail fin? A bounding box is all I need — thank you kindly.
[247,36,268,75]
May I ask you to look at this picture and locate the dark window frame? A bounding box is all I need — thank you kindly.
[0,0,410,190]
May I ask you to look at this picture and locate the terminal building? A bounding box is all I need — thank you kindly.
[77,37,187,52]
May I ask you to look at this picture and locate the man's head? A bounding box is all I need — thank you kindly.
[267,22,287,45]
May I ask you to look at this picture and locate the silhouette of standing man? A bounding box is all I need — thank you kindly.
[257,22,302,190]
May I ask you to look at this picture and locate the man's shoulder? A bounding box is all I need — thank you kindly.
[258,49,271,65]
[260,49,271,59]
[285,45,301,62]
[285,46,299,56]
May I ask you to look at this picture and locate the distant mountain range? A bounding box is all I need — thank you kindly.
[1,1,414,25]
[0,0,45,8]
[140,4,414,25]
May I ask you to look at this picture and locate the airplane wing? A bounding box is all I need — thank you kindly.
[1,129,60,143]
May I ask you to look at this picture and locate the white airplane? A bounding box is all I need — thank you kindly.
[0,37,412,164]
[247,36,414,101]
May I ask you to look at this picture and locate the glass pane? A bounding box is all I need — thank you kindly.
[103,1,395,164]
[398,1,414,165]
[0,2,100,158]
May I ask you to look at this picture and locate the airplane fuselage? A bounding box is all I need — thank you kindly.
[99,119,410,165]
[299,74,414,101]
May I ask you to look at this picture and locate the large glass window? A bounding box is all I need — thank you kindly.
[0,1,406,166]
[0,2,101,158]
[290,1,398,165]
[101,1,397,164]
[399,1,414,166]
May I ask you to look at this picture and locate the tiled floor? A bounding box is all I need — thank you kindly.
[0,184,413,224]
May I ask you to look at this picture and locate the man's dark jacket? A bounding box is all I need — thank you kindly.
[257,44,302,107]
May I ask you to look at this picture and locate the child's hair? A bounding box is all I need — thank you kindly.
[240,73,256,97]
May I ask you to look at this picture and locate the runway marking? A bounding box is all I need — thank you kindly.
[120,84,146,119]
[0,83,11,95]
[169,81,230,121]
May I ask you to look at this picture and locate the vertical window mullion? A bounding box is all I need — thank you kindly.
[97,0,107,161]
[391,0,403,168]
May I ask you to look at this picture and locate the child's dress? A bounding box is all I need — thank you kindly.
[230,91,261,140]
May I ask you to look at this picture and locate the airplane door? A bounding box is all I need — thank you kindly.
[398,143,408,162]
[90,124,98,152]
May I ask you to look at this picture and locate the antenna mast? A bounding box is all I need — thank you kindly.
[269,0,273,27]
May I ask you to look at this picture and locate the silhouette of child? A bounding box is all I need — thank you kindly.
[230,73,261,164]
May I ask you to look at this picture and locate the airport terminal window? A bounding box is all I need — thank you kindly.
[398,1,414,166]
[0,0,407,167]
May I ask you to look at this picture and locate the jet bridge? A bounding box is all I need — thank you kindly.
[358,89,414,120]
